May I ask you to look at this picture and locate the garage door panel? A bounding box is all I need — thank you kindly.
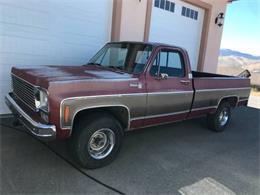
[0,0,49,11]
[149,0,204,70]
[0,0,113,113]
[2,24,48,41]
[0,1,112,63]
[1,36,49,57]
[0,3,48,28]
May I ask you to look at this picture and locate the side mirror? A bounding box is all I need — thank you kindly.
[157,73,168,80]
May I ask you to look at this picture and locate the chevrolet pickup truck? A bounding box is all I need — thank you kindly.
[5,41,250,168]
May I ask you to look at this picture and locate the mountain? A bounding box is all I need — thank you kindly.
[220,49,260,60]
[218,56,259,68]
[218,49,260,87]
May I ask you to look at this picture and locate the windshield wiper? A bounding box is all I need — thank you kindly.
[108,66,124,70]
[107,66,127,73]
[85,62,102,66]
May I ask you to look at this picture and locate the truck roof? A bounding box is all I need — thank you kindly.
[108,41,188,51]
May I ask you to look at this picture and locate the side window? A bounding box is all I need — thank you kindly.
[168,52,183,70]
[150,49,185,77]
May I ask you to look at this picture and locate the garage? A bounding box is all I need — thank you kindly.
[149,0,205,70]
[0,0,113,113]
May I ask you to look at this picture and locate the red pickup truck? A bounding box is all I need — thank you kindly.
[6,42,250,168]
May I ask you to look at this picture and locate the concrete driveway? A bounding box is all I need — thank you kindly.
[0,107,259,194]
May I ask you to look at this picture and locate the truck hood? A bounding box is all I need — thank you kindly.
[11,65,133,88]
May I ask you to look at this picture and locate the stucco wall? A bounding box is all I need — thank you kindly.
[201,0,227,73]
[120,0,147,41]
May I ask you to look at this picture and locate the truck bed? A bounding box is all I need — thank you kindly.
[191,71,251,112]
[192,71,233,78]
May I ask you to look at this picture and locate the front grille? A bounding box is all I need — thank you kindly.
[12,75,36,110]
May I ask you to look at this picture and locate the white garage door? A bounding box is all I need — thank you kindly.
[149,0,204,70]
[0,0,113,114]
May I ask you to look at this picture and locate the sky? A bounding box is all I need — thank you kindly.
[220,0,260,56]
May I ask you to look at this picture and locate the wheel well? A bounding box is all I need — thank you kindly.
[73,106,130,131]
[219,96,238,108]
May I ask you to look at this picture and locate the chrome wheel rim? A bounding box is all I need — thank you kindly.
[219,108,229,126]
[88,128,115,160]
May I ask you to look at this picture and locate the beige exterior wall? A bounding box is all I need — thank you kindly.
[200,0,227,73]
[116,0,228,73]
[120,0,148,41]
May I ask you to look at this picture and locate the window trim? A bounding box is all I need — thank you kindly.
[149,48,186,78]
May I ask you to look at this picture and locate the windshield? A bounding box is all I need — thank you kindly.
[87,43,153,74]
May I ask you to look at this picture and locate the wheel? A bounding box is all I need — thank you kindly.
[207,102,231,132]
[70,112,123,169]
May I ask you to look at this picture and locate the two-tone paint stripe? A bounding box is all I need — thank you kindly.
[60,87,251,130]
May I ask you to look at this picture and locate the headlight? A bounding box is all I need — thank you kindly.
[34,88,49,113]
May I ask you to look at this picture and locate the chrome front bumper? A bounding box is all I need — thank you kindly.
[5,93,56,141]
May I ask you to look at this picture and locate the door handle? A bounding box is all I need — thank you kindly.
[180,80,191,85]
[129,82,142,89]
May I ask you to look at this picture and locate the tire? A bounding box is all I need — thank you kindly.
[207,102,231,132]
[70,112,123,169]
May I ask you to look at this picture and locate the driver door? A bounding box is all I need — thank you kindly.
[145,47,193,126]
